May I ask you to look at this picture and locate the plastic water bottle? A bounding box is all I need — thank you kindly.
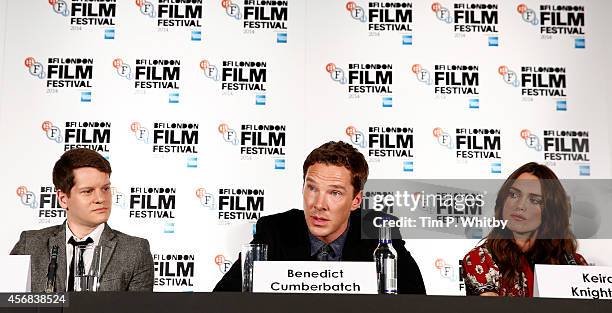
[373,225,398,294]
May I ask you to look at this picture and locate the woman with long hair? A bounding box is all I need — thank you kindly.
[462,162,588,296]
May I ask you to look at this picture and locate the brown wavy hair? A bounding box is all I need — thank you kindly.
[486,162,577,285]
[303,141,368,197]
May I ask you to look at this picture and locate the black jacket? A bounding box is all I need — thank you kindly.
[213,209,426,294]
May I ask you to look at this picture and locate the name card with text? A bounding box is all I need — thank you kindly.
[0,255,31,292]
[534,264,612,299]
[252,261,377,294]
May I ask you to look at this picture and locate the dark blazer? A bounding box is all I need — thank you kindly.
[10,222,154,292]
[214,209,426,294]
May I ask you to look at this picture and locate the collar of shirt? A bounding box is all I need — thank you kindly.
[65,222,105,245]
[308,222,349,261]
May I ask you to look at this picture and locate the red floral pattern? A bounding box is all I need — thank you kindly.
[462,245,587,297]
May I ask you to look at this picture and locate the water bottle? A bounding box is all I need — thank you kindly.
[373,225,398,294]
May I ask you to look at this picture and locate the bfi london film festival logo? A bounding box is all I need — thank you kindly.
[412,63,480,109]
[433,127,501,174]
[47,0,116,39]
[326,62,393,108]
[16,185,66,224]
[135,0,203,41]
[113,186,178,234]
[221,0,288,43]
[24,56,93,102]
[520,129,590,176]
[112,58,181,104]
[431,2,499,46]
[434,258,465,293]
[195,186,265,224]
[154,253,196,289]
[516,3,585,48]
[214,255,233,274]
[41,120,111,157]
[498,65,567,111]
[345,125,414,172]
[345,1,414,45]
[217,123,286,169]
[129,121,199,168]
[200,59,267,105]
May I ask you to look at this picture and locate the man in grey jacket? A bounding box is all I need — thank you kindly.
[10,148,154,292]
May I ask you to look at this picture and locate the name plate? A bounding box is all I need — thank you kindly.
[534,264,612,299]
[0,256,31,292]
[252,261,377,294]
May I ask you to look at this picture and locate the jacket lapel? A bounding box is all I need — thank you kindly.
[98,224,117,279]
[342,210,370,261]
[287,211,312,260]
[48,223,67,292]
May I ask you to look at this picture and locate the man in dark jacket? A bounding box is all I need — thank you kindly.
[214,141,426,294]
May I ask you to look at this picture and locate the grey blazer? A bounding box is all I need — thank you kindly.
[10,222,154,292]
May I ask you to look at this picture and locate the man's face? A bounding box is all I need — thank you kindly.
[303,163,362,244]
[58,167,112,229]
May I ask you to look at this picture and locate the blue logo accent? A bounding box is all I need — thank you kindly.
[81,91,92,102]
[382,97,392,108]
[491,163,502,174]
[275,159,286,170]
[579,165,590,176]
[402,34,413,45]
[277,33,287,43]
[163,222,175,234]
[575,37,585,49]
[556,100,567,111]
[256,94,266,105]
[191,30,202,41]
[469,99,479,109]
[187,156,198,168]
[488,36,499,47]
[403,161,414,172]
[104,29,115,40]
[169,92,179,104]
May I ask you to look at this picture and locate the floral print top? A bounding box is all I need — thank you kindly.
[462,245,587,297]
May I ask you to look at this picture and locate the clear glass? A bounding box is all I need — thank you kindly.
[241,243,268,292]
[374,226,398,294]
[73,245,103,292]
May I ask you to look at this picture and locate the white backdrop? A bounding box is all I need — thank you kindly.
[0,0,611,295]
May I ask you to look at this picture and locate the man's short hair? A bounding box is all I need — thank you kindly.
[52,148,112,195]
[303,141,369,196]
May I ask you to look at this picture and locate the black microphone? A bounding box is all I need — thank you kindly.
[45,245,59,293]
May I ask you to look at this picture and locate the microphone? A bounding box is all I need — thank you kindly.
[45,245,59,293]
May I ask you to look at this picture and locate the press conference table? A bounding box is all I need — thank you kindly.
[6,292,612,313]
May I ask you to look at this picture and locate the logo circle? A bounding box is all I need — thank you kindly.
[200,60,209,70]
[41,121,53,132]
[520,129,531,139]
[130,122,141,132]
[218,123,229,134]
[16,186,28,197]
[431,2,442,12]
[113,58,123,69]
[346,2,356,11]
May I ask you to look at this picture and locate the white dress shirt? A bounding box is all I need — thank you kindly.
[65,223,105,291]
